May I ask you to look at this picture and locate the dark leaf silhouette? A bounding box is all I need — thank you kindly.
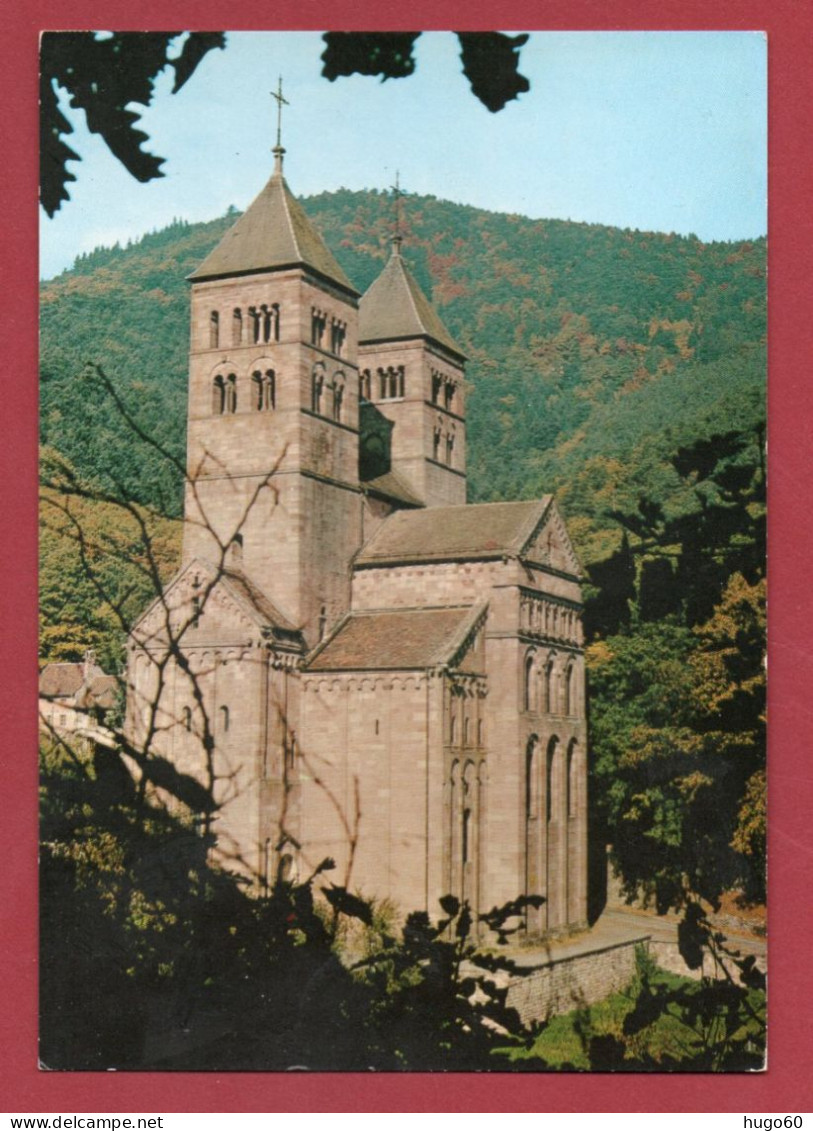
[322,884,374,925]
[40,72,79,217]
[321,32,420,82]
[677,901,708,970]
[171,32,226,93]
[40,32,221,216]
[457,32,530,112]
[321,31,531,113]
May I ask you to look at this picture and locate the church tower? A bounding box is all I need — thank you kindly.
[358,233,467,507]
[182,140,362,646]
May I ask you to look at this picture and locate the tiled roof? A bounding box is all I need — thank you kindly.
[359,244,464,359]
[307,606,479,671]
[188,161,357,294]
[39,662,85,699]
[76,675,119,711]
[356,498,551,566]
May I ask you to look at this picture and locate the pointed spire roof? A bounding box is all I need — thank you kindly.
[188,153,357,296]
[359,241,466,361]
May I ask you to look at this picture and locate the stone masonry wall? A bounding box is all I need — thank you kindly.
[505,938,643,1024]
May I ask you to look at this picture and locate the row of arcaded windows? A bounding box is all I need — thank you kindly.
[212,369,276,414]
[431,368,457,412]
[209,305,280,349]
[526,736,579,824]
[449,713,484,747]
[524,652,578,717]
[358,366,405,401]
[311,308,346,357]
[311,366,345,423]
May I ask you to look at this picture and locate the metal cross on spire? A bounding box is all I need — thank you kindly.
[271,76,289,151]
[390,170,405,250]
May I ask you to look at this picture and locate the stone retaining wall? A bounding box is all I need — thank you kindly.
[505,936,645,1024]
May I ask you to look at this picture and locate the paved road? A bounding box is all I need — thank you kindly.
[505,904,766,969]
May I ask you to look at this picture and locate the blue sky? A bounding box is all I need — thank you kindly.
[39,31,767,280]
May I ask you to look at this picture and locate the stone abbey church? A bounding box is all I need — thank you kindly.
[128,144,588,937]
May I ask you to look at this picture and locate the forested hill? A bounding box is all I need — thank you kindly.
[40,188,765,563]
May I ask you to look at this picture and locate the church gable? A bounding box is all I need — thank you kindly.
[520,500,583,578]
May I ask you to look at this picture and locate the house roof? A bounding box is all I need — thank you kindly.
[306,605,481,671]
[188,157,357,295]
[39,660,118,710]
[76,675,119,711]
[356,498,552,566]
[39,662,85,699]
[358,242,465,359]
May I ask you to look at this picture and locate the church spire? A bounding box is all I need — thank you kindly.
[390,170,404,256]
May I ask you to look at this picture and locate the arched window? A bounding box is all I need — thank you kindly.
[318,605,327,640]
[544,658,554,714]
[450,712,457,745]
[567,741,578,819]
[477,718,483,746]
[226,373,237,413]
[212,374,225,415]
[444,380,455,411]
[546,739,556,824]
[333,379,344,423]
[209,310,219,348]
[463,717,470,746]
[249,306,260,344]
[232,308,242,346]
[524,652,536,713]
[312,367,324,414]
[228,533,243,568]
[261,304,272,344]
[311,310,326,347]
[284,734,297,775]
[431,371,442,404]
[330,320,345,356]
[272,303,280,341]
[252,369,275,411]
[526,736,540,820]
[462,807,471,864]
[219,705,230,733]
[182,706,192,731]
[445,431,455,466]
[433,426,442,461]
[359,369,371,400]
[565,662,575,716]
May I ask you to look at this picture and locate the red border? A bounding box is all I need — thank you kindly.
[5,0,812,1113]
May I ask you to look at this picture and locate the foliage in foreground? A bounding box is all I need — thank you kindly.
[507,946,764,1072]
[40,734,764,1072]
